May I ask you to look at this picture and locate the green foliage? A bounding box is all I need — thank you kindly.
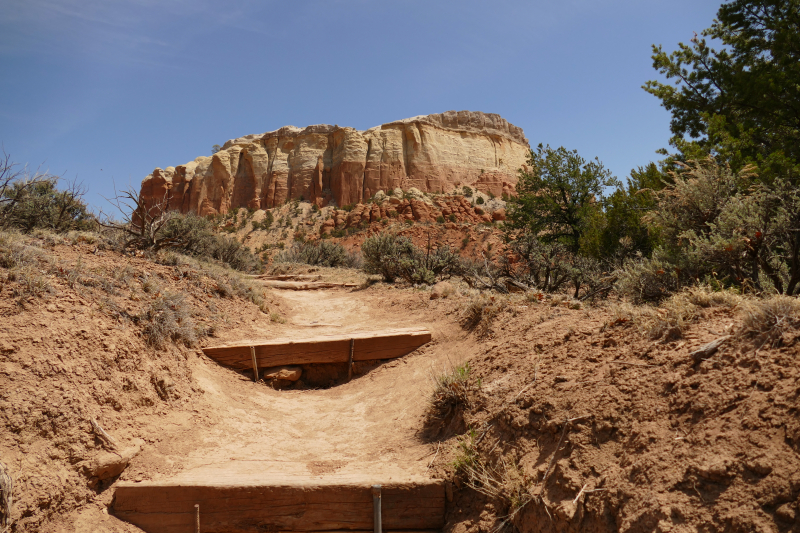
[211,144,221,154]
[436,215,446,224]
[507,144,618,254]
[475,196,484,205]
[0,158,94,234]
[159,213,262,273]
[448,214,457,223]
[462,186,473,197]
[274,240,360,268]
[600,163,665,259]
[644,0,800,180]
[617,158,800,298]
[361,232,458,284]
[251,210,273,231]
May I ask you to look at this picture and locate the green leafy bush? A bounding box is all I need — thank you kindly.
[361,232,458,284]
[274,240,361,268]
[159,213,262,273]
[0,153,94,233]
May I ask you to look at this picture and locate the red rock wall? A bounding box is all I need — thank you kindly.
[139,111,530,215]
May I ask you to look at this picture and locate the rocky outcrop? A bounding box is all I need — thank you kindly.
[140,111,530,215]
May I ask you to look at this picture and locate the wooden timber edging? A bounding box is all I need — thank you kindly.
[113,480,445,533]
[202,329,432,370]
[259,280,359,290]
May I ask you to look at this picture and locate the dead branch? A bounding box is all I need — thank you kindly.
[90,418,118,450]
[99,184,186,252]
[0,460,12,533]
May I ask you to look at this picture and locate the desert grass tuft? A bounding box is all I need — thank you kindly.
[739,295,800,347]
[138,292,200,348]
[461,295,504,336]
[429,362,475,424]
[451,432,533,527]
[451,427,479,475]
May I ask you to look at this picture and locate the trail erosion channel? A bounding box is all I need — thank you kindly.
[112,285,451,533]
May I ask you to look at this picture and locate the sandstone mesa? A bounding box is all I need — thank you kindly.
[140,111,530,215]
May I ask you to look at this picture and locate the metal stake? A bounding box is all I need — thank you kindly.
[250,346,259,382]
[372,485,382,533]
[195,503,200,533]
[347,338,355,381]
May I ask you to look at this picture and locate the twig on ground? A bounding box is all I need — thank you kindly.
[540,416,570,487]
[567,414,591,423]
[515,352,543,399]
[427,443,441,470]
[90,418,118,450]
[572,482,589,503]
[609,360,660,367]
[0,461,12,533]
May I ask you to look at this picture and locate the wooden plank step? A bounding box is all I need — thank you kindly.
[113,480,445,533]
[202,329,431,370]
[260,280,359,290]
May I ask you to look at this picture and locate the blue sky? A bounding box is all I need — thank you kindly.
[0,0,722,210]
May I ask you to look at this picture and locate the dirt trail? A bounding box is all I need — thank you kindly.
[129,286,464,488]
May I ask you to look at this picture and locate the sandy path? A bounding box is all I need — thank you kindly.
[135,287,466,485]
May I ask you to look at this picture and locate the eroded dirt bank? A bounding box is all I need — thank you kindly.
[433,299,800,533]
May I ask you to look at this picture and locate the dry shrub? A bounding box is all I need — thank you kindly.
[0,232,45,269]
[464,457,532,519]
[611,287,743,340]
[685,284,743,309]
[609,294,696,340]
[7,266,52,298]
[0,460,11,533]
[451,427,479,474]
[451,431,532,523]
[739,295,800,347]
[164,253,270,313]
[138,292,199,348]
[461,294,504,336]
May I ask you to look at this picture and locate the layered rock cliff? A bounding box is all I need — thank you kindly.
[140,111,530,215]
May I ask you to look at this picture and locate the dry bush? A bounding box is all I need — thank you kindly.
[451,431,532,523]
[609,294,696,340]
[0,460,11,533]
[611,286,744,340]
[0,232,45,269]
[156,252,270,313]
[7,266,52,298]
[739,295,800,347]
[138,292,199,349]
[463,456,532,520]
[685,284,743,309]
[615,252,682,304]
[275,240,361,269]
[461,294,504,336]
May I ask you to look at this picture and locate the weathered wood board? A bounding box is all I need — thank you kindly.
[260,280,359,290]
[113,480,445,533]
[202,330,431,370]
